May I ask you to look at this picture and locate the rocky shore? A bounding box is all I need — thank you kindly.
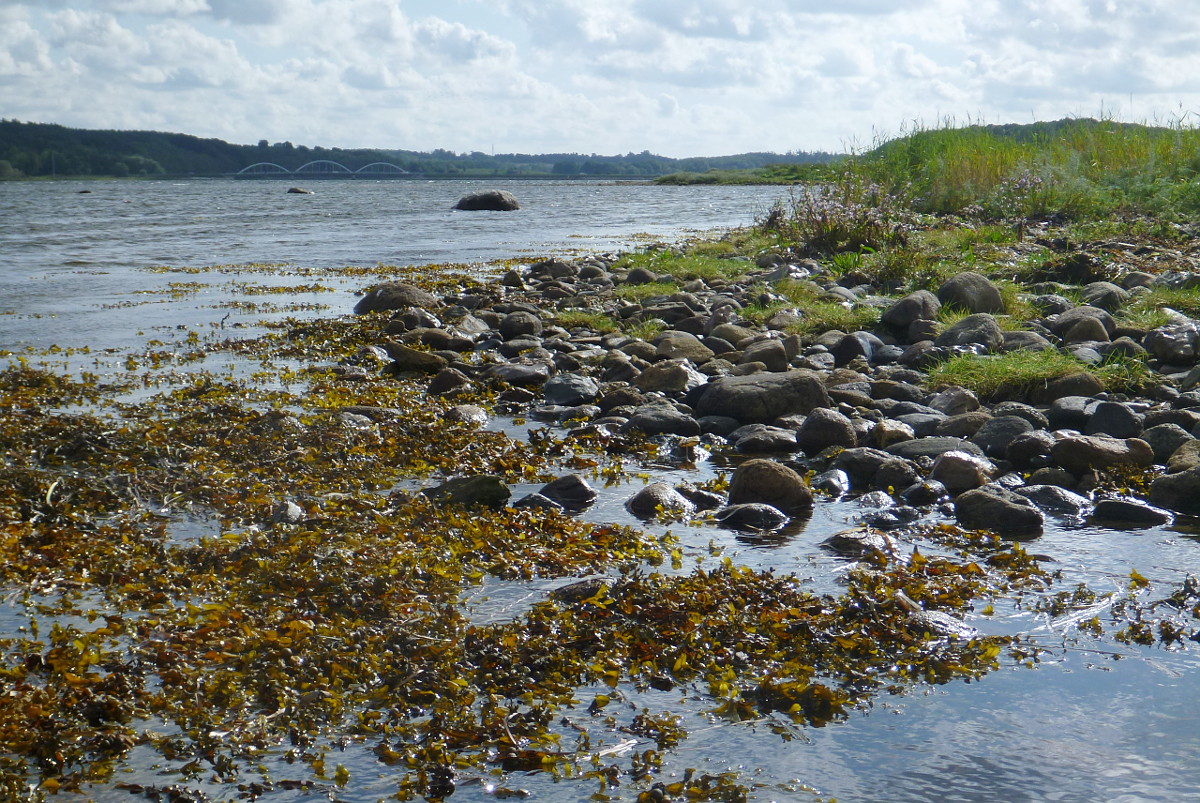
[342,230,1200,542]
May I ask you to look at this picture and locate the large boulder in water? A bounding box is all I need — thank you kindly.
[454,190,520,211]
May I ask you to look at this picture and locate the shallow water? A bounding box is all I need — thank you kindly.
[3,179,1200,801]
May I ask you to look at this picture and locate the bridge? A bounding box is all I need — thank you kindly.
[234,160,411,178]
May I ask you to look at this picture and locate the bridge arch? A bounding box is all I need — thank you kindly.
[294,160,352,174]
[355,162,408,174]
[236,162,292,175]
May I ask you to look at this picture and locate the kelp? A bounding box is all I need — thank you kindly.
[0,264,1196,801]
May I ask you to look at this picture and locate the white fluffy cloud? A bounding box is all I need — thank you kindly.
[2,0,1199,156]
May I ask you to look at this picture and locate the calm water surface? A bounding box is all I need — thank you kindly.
[2,180,1199,802]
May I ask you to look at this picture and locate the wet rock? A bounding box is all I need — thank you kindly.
[354,281,438,314]
[732,424,798,452]
[422,475,510,509]
[539,473,598,510]
[444,404,488,425]
[623,402,701,436]
[933,411,991,438]
[382,341,449,373]
[954,485,1044,535]
[693,369,830,424]
[821,527,897,559]
[1090,497,1173,527]
[991,401,1050,430]
[811,468,852,497]
[486,362,553,387]
[937,271,1004,314]
[934,313,1003,352]
[1050,435,1154,475]
[715,503,788,531]
[1045,395,1094,430]
[511,492,563,511]
[830,447,894,489]
[795,407,858,454]
[900,479,948,506]
[870,419,916,449]
[874,458,920,492]
[727,458,813,514]
[454,190,520,211]
[886,436,984,460]
[930,450,997,493]
[543,373,600,406]
[1150,466,1200,514]
[549,577,610,603]
[625,482,696,519]
[1014,484,1093,517]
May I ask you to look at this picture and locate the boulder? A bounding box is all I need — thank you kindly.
[715,503,789,531]
[543,373,600,407]
[970,415,1034,458]
[726,458,813,514]
[954,485,1044,536]
[381,341,449,373]
[422,475,510,509]
[1090,497,1173,527]
[937,272,1004,314]
[633,359,708,394]
[625,483,695,519]
[882,290,941,330]
[935,313,1003,351]
[539,474,598,510]
[794,407,858,454]
[623,402,701,436]
[454,190,520,211]
[654,331,715,363]
[1050,435,1154,475]
[693,370,830,424]
[1150,466,1200,514]
[355,282,438,314]
[930,450,997,493]
[1013,484,1093,517]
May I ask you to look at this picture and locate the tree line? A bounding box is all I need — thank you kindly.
[0,120,841,179]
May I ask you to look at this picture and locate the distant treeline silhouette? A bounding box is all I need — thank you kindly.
[0,120,841,179]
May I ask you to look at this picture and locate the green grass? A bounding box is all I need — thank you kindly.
[614,250,756,283]
[614,280,678,302]
[744,279,881,334]
[555,310,619,334]
[927,350,1149,399]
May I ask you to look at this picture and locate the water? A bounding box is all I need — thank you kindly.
[3,179,1200,801]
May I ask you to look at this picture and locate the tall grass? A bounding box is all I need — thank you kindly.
[858,117,1200,219]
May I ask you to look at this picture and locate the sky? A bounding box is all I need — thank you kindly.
[1,0,1198,158]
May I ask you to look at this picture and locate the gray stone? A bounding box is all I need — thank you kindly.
[625,483,696,519]
[930,450,997,492]
[1079,281,1130,311]
[539,473,598,510]
[727,458,814,514]
[882,290,941,329]
[1167,439,1200,472]
[970,415,1034,457]
[811,469,852,497]
[732,425,799,452]
[821,527,898,558]
[830,447,894,488]
[927,386,980,416]
[1150,466,1200,514]
[1045,395,1094,430]
[654,331,714,363]
[422,475,510,509]
[795,407,858,454]
[693,369,830,424]
[1144,321,1200,364]
[1048,305,1116,338]
[499,311,543,340]
[1006,430,1057,467]
[1036,372,1104,403]
[937,271,1005,314]
[543,373,601,407]
[1013,484,1093,517]
[991,401,1050,429]
[354,281,438,314]
[1084,401,1143,439]
[1090,497,1173,526]
[454,189,520,211]
[1000,330,1056,352]
[715,503,789,531]
[382,341,449,373]
[1050,435,1155,474]
[739,339,790,371]
[886,436,985,460]
[486,362,553,386]
[934,313,1003,352]
[954,485,1044,535]
[633,359,708,394]
[623,402,702,436]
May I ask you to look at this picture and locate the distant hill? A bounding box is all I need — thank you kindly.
[0,120,841,179]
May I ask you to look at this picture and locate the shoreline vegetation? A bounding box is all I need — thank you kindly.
[3,119,1200,800]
